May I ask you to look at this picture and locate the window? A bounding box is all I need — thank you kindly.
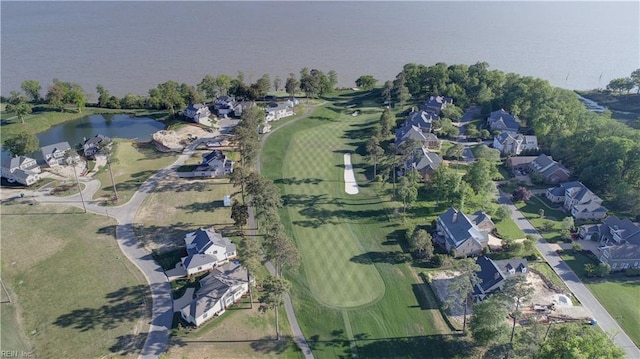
[203,313,208,318]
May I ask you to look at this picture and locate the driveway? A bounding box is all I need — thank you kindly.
[497,191,640,358]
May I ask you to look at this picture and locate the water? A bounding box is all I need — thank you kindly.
[1,2,638,98]
[36,114,165,148]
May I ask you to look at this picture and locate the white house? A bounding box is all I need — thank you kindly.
[546,181,607,220]
[180,262,249,327]
[183,103,213,125]
[41,141,73,167]
[180,228,237,276]
[0,152,42,186]
[493,131,538,155]
[265,102,294,122]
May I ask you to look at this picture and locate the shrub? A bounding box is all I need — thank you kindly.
[625,268,640,277]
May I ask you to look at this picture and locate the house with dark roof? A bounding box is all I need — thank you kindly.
[473,256,528,301]
[232,100,254,118]
[408,147,443,181]
[213,96,235,118]
[487,109,520,132]
[41,141,72,167]
[419,96,453,115]
[404,110,438,132]
[82,134,111,159]
[179,261,249,327]
[183,103,212,124]
[546,181,607,220]
[395,125,441,150]
[435,207,495,257]
[180,228,237,276]
[191,150,234,178]
[505,156,538,172]
[0,151,42,186]
[528,154,570,185]
[493,131,538,155]
[578,216,640,271]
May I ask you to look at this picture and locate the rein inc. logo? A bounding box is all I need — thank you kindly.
[0,351,32,358]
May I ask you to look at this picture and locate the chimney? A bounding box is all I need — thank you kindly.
[494,272,500,280]
[452,210,458,223]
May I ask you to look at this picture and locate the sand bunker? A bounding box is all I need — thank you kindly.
[344,153,359,195]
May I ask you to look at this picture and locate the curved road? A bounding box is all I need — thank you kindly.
[497,191,640,358]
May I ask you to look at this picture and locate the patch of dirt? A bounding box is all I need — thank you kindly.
[152,124,215,152]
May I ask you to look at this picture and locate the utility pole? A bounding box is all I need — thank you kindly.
[107,154,118,202]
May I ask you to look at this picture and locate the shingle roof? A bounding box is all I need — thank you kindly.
[439,207,475,247]
[41,142,71,158]
[474,256,503,295]
[412,147,442,172]
[601,217,640,245]
[488,109,519,131]
[395,125,426,147]
[607,244,640,261]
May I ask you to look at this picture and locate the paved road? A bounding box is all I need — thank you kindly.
[31,131,230,358]
[497,191,640,358]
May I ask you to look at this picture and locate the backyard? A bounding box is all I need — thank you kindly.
[260,97,470,358]
[0,200,149,357]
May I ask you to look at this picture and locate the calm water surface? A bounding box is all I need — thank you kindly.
[2,1,639,97]
[36,114,165,148]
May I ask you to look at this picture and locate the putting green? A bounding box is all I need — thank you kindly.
[281,117,385,308]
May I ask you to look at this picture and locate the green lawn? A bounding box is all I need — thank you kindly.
[514,195,568,242]
[559,251,640,347]
[0,202,149,358]
[494,217,526,240]
[93,140,177,205]
[261,101,469,358]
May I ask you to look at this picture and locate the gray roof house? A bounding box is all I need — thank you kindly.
[183,103,212,124]
[600,244,640,271]
[193,150,234,178]
[546,181,606,220]
[82,134,111,158]
[265,102,294,122]
[579,216,640,271]
[419,95,453,114]
[180,228,237,276]
[436,207,495,257]
[404,110,438,132]
[473,256,528,301]
[179,261,249,327]
[487,109,520,132]
[41,141,72,167]
[0,151,42,186]
[492,131,538,155]
[528,154,571,185]
[409,147,443,180]
[395,124,441,150]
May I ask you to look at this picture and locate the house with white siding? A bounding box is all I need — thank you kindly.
[0,151,42,186]
[180,228,237,276]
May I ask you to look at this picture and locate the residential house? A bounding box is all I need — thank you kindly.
[232,100,254,118]
[578,216,640,270]
[180,228,238,276]
[528,154,571,185]
[180,262,249,327]
[419,95,453,114]
[408,147,443,181]
[41,141,72,167]
[435,207,495,257]
[492,131,538,156]
[546,181,607,220]
[395,124,441,150]
[192,150,234,178]
[258,123,271,134]
[599,244,640,271]
[265,102,294,122]
[487,109,520,132]
[183,103,212,124]
[473,256,528,301]
[0,151,42,186]
[214,96,235,118]
[505,156,538,173]
[404,110,439,132]
[82,134,111,159]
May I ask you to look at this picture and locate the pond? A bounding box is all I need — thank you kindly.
[37,113,165,149]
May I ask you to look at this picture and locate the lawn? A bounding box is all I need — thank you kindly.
[559,251,640,347]
[494,217,526,240]
[134,177,237,252]
[93,140,177,205]
[514,195,568,242]
[261,101,468,358]
[0,201,149,358]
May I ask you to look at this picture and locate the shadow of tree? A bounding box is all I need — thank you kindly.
[274,177,323,186]
[249,335,301,355]
[350,251,410,265]
[340,334,474,359]
[177,200,224,214]
[53,284,150,333]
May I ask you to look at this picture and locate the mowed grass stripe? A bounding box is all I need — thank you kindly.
[282,120,384,308]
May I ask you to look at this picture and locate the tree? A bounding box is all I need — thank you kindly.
[327,70,338,92]
[398,176,418,213]
[3,131,39,156]
[495,276,534,352]
[229,166,251,204]
[96,84,110,108]
[46,79,67,111]
[430,165,463,206]
[493,204,511,221]
[238,237,261,309]
[409,229,434,260]
[258,276,291,341]
[198,74,217,100]
[561,216,574,231]
[466,124,480,140]
[630,68,640,93]
[366,136,384,179]
[512,187,533,202]
[464,159,494,194]
[538,325,624,359]
[382,80,393,104]
[469,296,510,346]
[67,86,86,113]
[446,258,481,333]
[355,75,377,90]
[231,200,249,230]
[65,151,87,213]
[21,80,42,102]
[5,92,32,123]
[285,73,299,97]
[273,76,282,92]
[396,84,411,110]
[440,104,464,121]
[215,74,233,96]
[264,230,300,277]
[445,143,464,161]
[379,108,395,138]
